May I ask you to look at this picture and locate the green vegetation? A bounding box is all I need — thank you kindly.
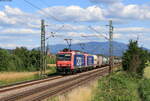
[122,40,149,76]
[0,47,56,72]
[139,65,150,101]
[0,47,56,86]
[92,40,150,101]
[0,72,40,86]
[92,62,150,101]
[139,79,150,101]
[92,72,141,101]
[144,63,150,79]
[0,66,56,86]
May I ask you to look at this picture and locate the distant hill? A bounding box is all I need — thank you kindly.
[49,41,128,56]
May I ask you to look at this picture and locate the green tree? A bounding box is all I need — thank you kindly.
[29,49,40,71]
[13,47,30,71]
[122,40,149,76]
[0,47,56,72]
[0,49,10,71]
[7,54,23,71]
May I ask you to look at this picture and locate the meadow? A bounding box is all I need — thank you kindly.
[144,63,150,79]
[0,66,56,86]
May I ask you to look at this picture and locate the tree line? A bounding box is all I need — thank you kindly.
[0,47,56,72]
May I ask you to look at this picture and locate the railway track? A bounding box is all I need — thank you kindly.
[0,66,110,101]
[0,75,63,93]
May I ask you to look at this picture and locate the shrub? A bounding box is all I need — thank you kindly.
[92,72,140,101]
[139,79,150,101]
[122,40,149,76]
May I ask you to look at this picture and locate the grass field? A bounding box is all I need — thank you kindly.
[0,66,56,86]
[0,71,39,86]
[144,62,150,79]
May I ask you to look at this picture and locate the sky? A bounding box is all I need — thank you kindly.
[0,0,150,49]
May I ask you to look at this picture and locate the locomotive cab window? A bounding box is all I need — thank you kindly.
[57,54,71,61]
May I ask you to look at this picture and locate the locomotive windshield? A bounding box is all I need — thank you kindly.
[57,54,71,61]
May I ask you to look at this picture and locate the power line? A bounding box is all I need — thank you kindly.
[63,25,105,54]
[45,25,65,40]
[24,0,64,23]
[88,26,109,40]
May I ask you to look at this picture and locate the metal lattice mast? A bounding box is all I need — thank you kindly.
[40,19,46,76]
[108,20,114,73]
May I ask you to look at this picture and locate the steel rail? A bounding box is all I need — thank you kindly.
[0,66,109,101]
[29,67,109,101]
[0,75,63,93]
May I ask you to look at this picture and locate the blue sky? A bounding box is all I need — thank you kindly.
[0,0,150,49]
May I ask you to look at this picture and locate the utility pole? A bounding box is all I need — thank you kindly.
[46,42,51,56]
[64,39,72,51]
[108,20,114,73]
[40,19,47,76]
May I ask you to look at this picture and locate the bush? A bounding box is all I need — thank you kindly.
[139,79,150,101]
[122,40,149,76]
[92,72,140,101]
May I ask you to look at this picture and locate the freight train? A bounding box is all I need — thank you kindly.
[56,49,121,74]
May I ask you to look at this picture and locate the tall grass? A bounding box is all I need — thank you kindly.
[0,72,39,86]
[144,66,150,79]
[139,79,150,101]
[46,81,97,101]
[92,72,141,101]
[139,63,150,101]
[0,66,56,86]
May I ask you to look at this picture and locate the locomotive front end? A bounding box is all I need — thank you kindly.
[56,52,73,73]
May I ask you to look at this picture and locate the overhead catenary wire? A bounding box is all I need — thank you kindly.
[24,0,70,40]
[24,0,64,23]
[88,26,109,40]
[24,0,118,57]
[24,0,104,43]
[65,23,107,53]
[45,25,65,40]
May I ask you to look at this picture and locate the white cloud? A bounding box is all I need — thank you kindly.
[0,4,150,49]
[38,4,150,23]
[106,3,150,20]
[115,27,150,33]
[0,43,39,49]
[46,24,88,32]
[0,5,40,28]
[4,5,24,15]
[113,33,122,39]
[40,5,105,22]
[0,28,40,34]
